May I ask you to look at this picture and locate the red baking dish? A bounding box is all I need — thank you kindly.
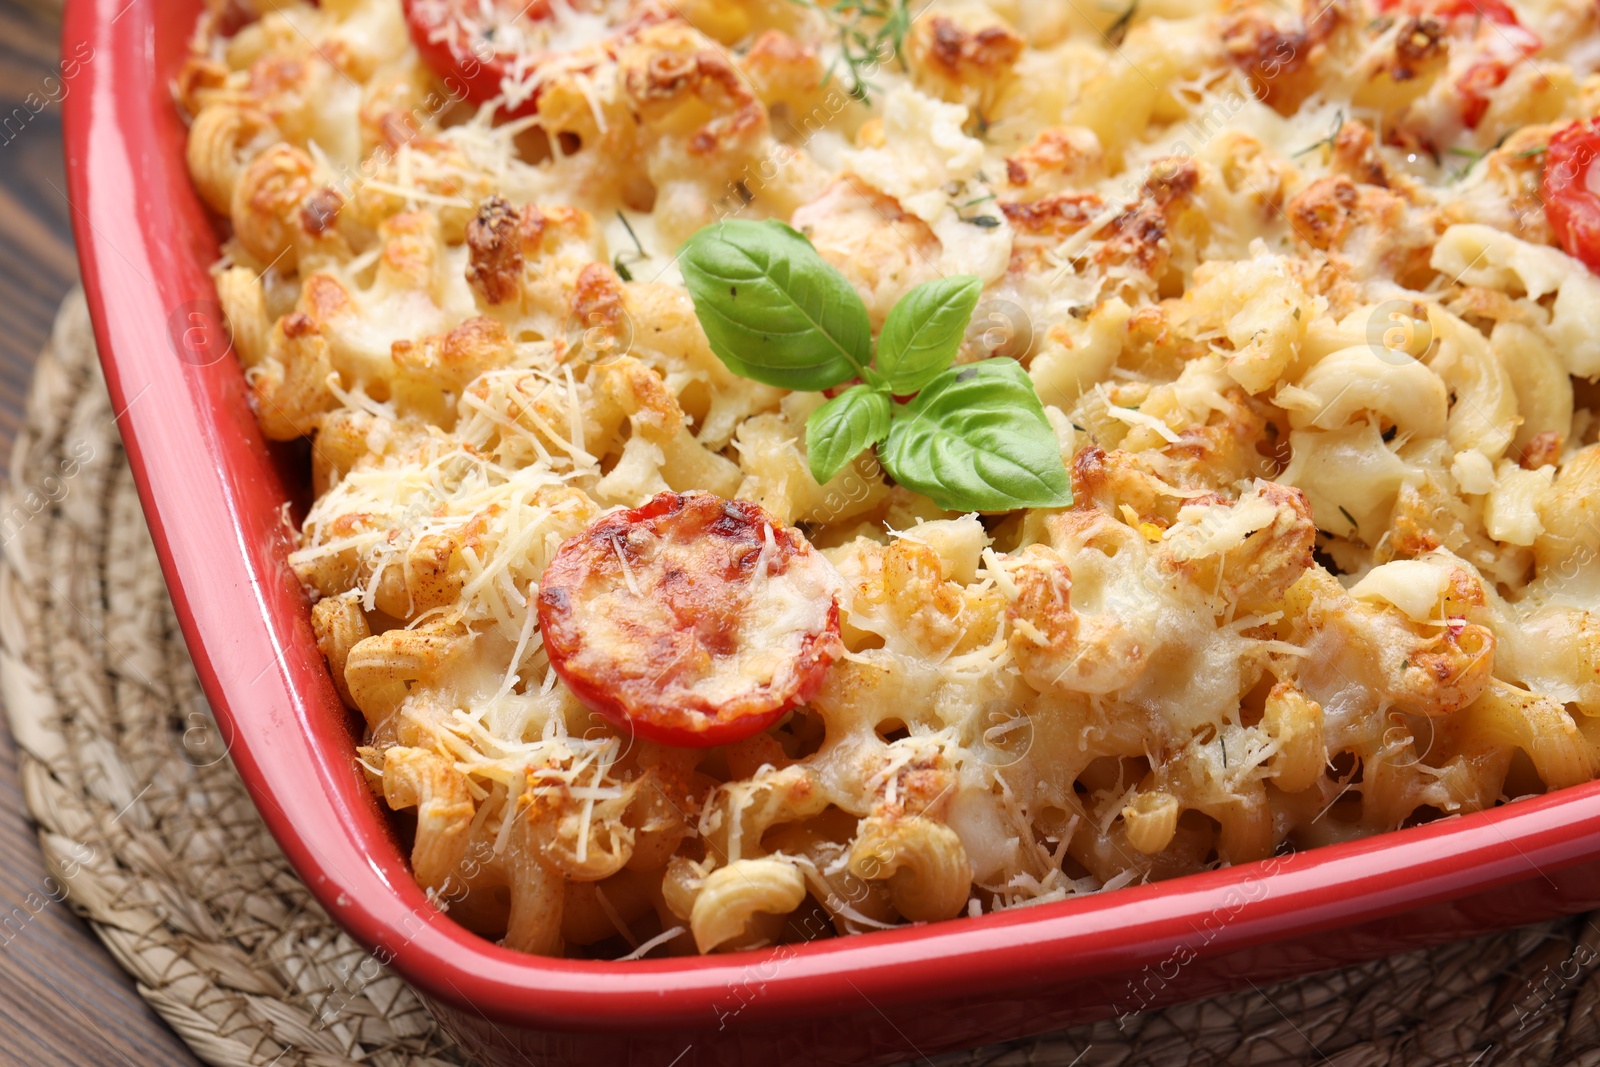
[59,1,1600,1063]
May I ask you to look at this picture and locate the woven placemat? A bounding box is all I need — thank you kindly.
[5,290,1600,1067]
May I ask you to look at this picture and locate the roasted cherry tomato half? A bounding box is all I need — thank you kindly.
[537,492,843,748]
[1457,25,1542,128]
[403,0,545,115]
[1375,0,1519,21]
[1374,0,1539,128]
[1542,119,1600,273]
[1374,0,1519,23]
[402,0,654,118]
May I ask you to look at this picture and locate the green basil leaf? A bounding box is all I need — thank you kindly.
[679,219,871,391]
[876,275,982,394]
[805,385,892,485]
[881,359,1072,512]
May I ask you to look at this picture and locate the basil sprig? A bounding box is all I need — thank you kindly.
[680,219,1071,512]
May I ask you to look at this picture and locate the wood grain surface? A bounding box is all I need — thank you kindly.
[0,2,206,1063]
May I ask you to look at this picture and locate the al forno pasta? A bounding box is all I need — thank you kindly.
[180,0,1600,958]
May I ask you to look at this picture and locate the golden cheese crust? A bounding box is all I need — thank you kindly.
[183,0,1600,959]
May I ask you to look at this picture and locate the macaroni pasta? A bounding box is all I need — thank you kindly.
[182,0,1600,957]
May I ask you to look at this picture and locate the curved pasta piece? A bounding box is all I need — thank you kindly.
[848,815,973,923]
[1261,683,1326,794]
[1280,344,1447,440]
[311,593,370,710]
[690,858,807,953]
[504,811,566,957]
[229,143,345,270]
[381,746,476,892]
[1455,681,1596,793]
[1121,790,1181,854]
[187,104,277,217]
[1428,308,1518,462]
[343,624,469,731]
[1491,322,1571,459]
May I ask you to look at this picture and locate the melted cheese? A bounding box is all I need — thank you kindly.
[191,0,1600,956]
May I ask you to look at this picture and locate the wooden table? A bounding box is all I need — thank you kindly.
[0,3,206,1062]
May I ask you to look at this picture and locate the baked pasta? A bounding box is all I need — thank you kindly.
[180,0,1600,958]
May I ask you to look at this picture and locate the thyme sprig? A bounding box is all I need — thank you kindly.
[1292,109,1346,159]
[612,210,649,282]
[792,0,914,101]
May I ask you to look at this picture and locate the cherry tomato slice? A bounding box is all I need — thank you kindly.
[1373,0,1518,22]
[1457,57,1508,129]
[402,0,540,115]
[537,492,843,748]
[404,0,653,118]
[1431,0,1519,22]
[1373,0,1539,128]
[1542,119,1600,273]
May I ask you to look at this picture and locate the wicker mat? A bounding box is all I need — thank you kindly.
[5,291,1600,1067]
